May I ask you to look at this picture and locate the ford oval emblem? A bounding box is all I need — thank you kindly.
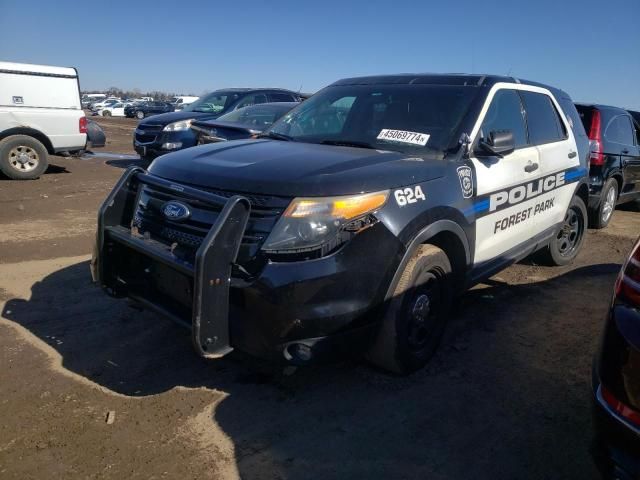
[161,201,191,222]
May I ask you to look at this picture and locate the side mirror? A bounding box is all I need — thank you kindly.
[477,130,515,158]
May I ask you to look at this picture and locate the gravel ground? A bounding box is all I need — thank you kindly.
[0,115,638,479]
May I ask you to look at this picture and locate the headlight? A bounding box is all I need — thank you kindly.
[262,190,389,255]
[163,119,194,131]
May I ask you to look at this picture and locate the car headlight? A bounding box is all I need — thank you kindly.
[163,119,194,131]
[262,190,389,255]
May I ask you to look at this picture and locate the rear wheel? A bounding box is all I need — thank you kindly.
[540,195,587,266]
[366,244,453,375]
[589,178,618,229]
[136,110,145,120]
[0,135,49,180]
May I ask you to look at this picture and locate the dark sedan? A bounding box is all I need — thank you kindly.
[592,235,640,478]
[190,102,298,144]
[125,101,174,119]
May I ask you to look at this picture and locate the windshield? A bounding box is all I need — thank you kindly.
[217,103,294,128]
[268,84,477,154]
[184,91,240,114]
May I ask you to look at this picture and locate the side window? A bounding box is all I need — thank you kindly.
[520,91,566,145]
[270,93,296,102]
[236,94,268,109]
[605,115,635,145]
[479,89,528,148]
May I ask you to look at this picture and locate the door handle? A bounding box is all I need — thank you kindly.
[524,162,539,173]
[622,149,630,155]
[568,151,577,159]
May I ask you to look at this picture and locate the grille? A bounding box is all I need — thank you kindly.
[132,185,289,267]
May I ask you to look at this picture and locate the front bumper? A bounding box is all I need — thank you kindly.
[133,129,197,159]
[93,167,403,362]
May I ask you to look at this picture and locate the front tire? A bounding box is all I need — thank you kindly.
[136,110,145,120]
[540,195,587,266]
[367,244,453,375]
[589,178,618,229]
[0,135,49,180]
[102,110,112,117]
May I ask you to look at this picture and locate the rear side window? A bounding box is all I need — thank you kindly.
[236,94,268,109]
[605,115,635,145]
[270,93,296,102]
[479,89,528,148]
[520,91,566,145]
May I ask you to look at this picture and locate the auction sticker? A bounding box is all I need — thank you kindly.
[377,129,430,146]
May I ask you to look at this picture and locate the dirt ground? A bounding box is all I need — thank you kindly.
[1,115,638,479]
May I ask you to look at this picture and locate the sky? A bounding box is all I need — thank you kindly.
[1,0,639,109]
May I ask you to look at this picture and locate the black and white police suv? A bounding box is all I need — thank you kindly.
[92,74,590,374]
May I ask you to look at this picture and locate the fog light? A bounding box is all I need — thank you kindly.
[162,142,182,150]
[285,343,313,363]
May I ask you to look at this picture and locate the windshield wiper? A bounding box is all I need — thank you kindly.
[257,131,293,141]
[320,140,376,150]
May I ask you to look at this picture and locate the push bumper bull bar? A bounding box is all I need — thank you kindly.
[92,166,251,358]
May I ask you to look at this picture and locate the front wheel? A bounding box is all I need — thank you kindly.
[102,110,112,117]
[0,135,49,180]
[540,195,587,266]
[136,110,145,120]
[366,244,453,375]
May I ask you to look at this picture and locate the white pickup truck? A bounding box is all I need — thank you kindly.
[0,61,87,179]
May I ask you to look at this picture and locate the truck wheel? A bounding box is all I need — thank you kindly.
[136,110,145,120]
[0,135,49,180]
[367,244,453,375]
[540,195,587,266]
[102,110,112,117]
[589,178,618,229]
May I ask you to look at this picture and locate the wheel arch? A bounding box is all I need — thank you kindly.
[384,220,470,301]
[575,179,589,207]
[0,127,55,154]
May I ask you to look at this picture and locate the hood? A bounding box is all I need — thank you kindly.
[138,110,218,126]
[191,119,261,135]
[148,139,446,197]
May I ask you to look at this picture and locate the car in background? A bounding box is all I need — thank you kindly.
[171,96,199,111]
[91,98,121,113]
[592,235,640,479]
[124,101,174,119]
[82,93,106,108]
[190,102,298,144]
[97,102,126,117]
[576,104,640,228]
[133,88,302,161]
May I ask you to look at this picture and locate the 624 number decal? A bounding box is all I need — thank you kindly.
[394,186,426,206]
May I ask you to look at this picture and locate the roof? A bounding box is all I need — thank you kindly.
[0,61,77,77]
[330,73,560,91]
[575,102,631,114]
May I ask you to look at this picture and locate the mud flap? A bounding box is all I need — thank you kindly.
[192,196,251,358]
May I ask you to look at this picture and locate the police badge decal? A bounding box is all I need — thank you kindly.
[457,166,473,198]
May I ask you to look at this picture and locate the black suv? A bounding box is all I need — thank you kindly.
[125,101,174,119]
[133,88,302,162]
[94,74,589,374]
[575,104,640,228]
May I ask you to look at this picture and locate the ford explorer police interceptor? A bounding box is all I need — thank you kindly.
[92,74,590,374]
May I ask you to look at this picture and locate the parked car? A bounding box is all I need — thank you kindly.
[125,101,174,120]
[0,61,87,179]
[575,104,640,228]
[86,119,106,148]
[133,88,302,161]
[171,96,199,111]
[592,235,640,478]
[82,93,106,108]
[91,98,121,112]
[191,102,298,144]
[94,74,589,374]
[98,102,126,117]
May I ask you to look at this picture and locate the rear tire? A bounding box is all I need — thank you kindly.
[539,195,587,266]
[366,244,453,375]
[589,178,618,229]
[0,135,49,180]
[136,110,145,120]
